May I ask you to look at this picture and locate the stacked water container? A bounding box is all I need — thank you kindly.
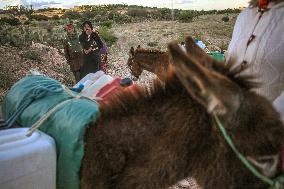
[0,128,56,189]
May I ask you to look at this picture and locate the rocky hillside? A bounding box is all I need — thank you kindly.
[0,13,237,102]
[0,43,73,102]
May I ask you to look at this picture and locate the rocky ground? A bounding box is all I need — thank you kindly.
[0,43,73,102]
[107,14,236,84]
[0,14,237,189]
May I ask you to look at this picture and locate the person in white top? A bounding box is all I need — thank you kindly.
[227,0,284,120]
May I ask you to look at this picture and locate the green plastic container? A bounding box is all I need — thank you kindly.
[208,52,225,62]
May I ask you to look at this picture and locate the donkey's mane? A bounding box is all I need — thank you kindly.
[100,59,259,118]
[215,59,260,90]
[99,71,184,118]
[134,48,167,55]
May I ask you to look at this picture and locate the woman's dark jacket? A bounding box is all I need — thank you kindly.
[79,31,103,78]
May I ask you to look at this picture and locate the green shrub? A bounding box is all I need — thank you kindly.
[63,11,81,20]
[158,8,172,20]
[177,10,198,22]
[82,11,96,19]
[127,8,148,18]
[113,14,132,24]
[52,15,60,20]
[46,25,53,33]
[0,17,21,26]
[93,15,109,24]
[24,20,31,25]
[99,20,112,28]
[3,30,29,47]
[28,14,49,21]
[107,11,116,20]
[221,16,229,22]
[21,50,42,62]
[98,26,117,46]
[0,29,10,45]
[217,8,241,14]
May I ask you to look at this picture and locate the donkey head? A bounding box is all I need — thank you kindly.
[168,36,284,182]
[127,46,143,80]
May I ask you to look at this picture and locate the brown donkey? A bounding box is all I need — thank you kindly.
[81,36,284,189]
[127,45,170,81]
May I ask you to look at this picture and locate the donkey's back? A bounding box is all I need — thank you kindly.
[81,36,284,189]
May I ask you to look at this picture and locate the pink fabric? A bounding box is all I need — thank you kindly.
[100,43,108,54]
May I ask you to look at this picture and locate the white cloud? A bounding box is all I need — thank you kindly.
[175,0,196,4]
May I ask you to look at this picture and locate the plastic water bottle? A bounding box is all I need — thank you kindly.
[70,84,84,93]
[195,39,206,49]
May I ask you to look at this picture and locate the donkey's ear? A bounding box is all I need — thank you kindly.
[184,36,223,70]
[168,42,242,115]
[137,45,141,49]
[129,47,134,57]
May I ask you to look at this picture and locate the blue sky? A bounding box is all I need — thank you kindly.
[0,0,249,10]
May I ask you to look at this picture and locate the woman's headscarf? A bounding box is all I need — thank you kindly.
[82,21,93,30]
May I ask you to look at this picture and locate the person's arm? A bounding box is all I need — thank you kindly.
[79,34,92,54]
[91,32,103,49]
[273,92,284,122]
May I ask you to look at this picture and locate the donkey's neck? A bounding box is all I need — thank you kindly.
[133,53,169,72]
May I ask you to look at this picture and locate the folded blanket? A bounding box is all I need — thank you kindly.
[2,75,100,189]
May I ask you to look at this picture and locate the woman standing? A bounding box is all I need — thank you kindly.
[79,21,103,79]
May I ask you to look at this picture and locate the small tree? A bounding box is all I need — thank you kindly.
[178,10,197,23]
[221,16,229,22]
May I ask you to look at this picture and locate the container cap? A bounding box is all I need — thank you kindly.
[120,78,133,87]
